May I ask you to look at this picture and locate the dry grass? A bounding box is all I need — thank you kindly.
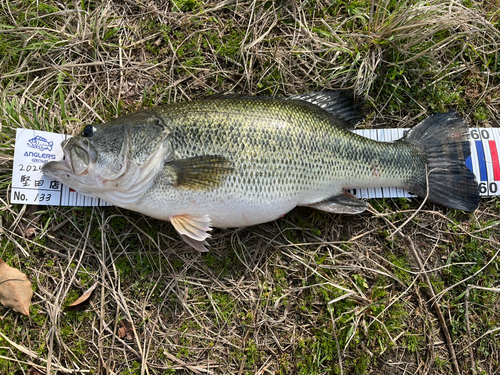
[1,0,500,374]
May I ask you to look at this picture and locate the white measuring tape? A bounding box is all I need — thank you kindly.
[10,128,500,207]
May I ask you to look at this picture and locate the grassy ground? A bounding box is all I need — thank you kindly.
[1,0,500,374]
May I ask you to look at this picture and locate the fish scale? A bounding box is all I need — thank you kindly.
[145,97,423,214]
[42,91,479,251]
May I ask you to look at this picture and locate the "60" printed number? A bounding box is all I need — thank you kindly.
[479,181,498,194]
[470,129,491,140]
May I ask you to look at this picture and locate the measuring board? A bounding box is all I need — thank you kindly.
[10,127,500,207]
[11,129,112,207]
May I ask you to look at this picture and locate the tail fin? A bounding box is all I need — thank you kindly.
[404,111,479,212]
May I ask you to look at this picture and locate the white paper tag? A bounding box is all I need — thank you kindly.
[10,128,499,206]
[11,129,111,206]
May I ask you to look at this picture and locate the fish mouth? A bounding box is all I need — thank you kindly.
[67,142,92,175]
[42,139,95,178]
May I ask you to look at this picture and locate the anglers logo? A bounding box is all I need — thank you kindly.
[27,135,54,152]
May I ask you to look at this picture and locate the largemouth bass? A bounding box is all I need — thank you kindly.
[42,91,479,251]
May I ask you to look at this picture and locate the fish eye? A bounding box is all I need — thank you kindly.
[82,125,95,137]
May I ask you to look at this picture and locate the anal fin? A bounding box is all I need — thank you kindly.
[303,192,368,214]
[171,215,212,252]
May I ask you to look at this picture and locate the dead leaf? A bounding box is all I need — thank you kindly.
[118,319,134,341]
[64,283,97,312]
[28,367,46,375]
[0,258,33,316]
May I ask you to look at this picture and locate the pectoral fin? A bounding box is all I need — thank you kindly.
[166,155,233,190]
[180,235,209,252]
[303,193,368,214]
[171,214,212,252]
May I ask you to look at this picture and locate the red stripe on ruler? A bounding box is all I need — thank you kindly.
[489,140,500,181]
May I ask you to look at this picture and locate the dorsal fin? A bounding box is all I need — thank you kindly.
[287,90,365,129]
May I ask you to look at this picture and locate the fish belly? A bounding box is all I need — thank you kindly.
[205,198,298,228]
[132,170,353,227]
[176,182,347,228]
[129,193,305,228]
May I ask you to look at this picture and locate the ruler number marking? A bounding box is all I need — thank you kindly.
[470,128,500,195]
[479,182,498,194]
[471,129,491,140]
